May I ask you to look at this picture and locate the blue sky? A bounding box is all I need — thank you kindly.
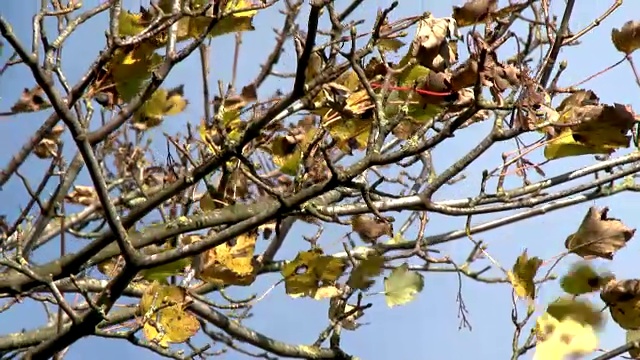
[2,0,640,359]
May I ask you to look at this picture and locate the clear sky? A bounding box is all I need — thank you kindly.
[2,1,640,359]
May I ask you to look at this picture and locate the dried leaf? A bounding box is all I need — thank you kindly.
[565,207,635,260]
[65,185,98,206]
[412,15,460,71]
[351,215,393,244]
[612,20,640,54]
[601,279,640,330]
[452,0,497,27]
[10,86,50,113]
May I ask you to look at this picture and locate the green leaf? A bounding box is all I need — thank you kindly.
[383,263,424,308]
[139,257,191,283]
[560,262,614,295]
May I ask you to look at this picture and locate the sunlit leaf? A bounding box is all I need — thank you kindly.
[281,249,347,299]
[197,230,259,286]
[139,282,200,347]
[384,263,424,307]
[546,297,605,330]
[507,249,542,300]
[347,254,385,290]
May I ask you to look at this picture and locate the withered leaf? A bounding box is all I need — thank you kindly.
[601,279,640,330]
[452,0,498,27]
[565,207,636,260]
[412,16,460,72]
[351,215,393,244]
[65,185,98,206]
[556,90,600,113]
[34,125,65,159]
[11,86,51,113]
[611,20,640,55]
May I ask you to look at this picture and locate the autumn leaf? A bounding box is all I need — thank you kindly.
[133,85,188,130]
[328,299,364,331]
[10,86,51,113]
[34,125,65,159]
[311,285,343,300]
[281,249,346,298]
[544,103,636,160]
[377,38,405,53]
[384,263,424,308]
[452,0,497,27]
[65,185,98,206]
[387,233,408,245]
[507,250,542,300]
[410,15,460,72]
[626,329,640,358]
[564,207,636,260]
[139,245,191,283]
[139,282,200,347]
[612,20,640,54]
[351,215,393,244]
[560,261,614,295]
[347,254,385,290]
[196,230,259,286]
[188,0,257,39]
[534,312,598,360]
[546,297,605,330]
[601,279,640,330]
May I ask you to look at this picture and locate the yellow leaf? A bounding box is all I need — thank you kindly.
[197,230,258,286]
[544,129,612,160]
[139,282,200,347]
[546,297,605,330]
[188,0,257,39]
[281,249,346,298]
[133,85,188,130]
[110,44,163,102]
[312,285,342,300]
[534,313,598,360]
[508,250,542,299]
[347,254,385,290]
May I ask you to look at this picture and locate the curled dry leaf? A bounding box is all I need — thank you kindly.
[412,15,461,72]
[65,185,98,206]
[452,0,497,27]
[601,279,640,330]
[611,20,640,54]
[34,125,65,159]
[351,215,393,244]
[10,86,51,113]
[565,207,636,260]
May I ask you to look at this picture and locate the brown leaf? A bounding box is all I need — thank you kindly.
[66,185,99,206]
[565,207,636,260]
[556,90,599,113]
[612,20,640,55]
[11,86,51,113]
[601,279,640,330]
[452,0,498,27]
[412,16,460,72]
[351,215,393,244]
[34,125,65,159]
